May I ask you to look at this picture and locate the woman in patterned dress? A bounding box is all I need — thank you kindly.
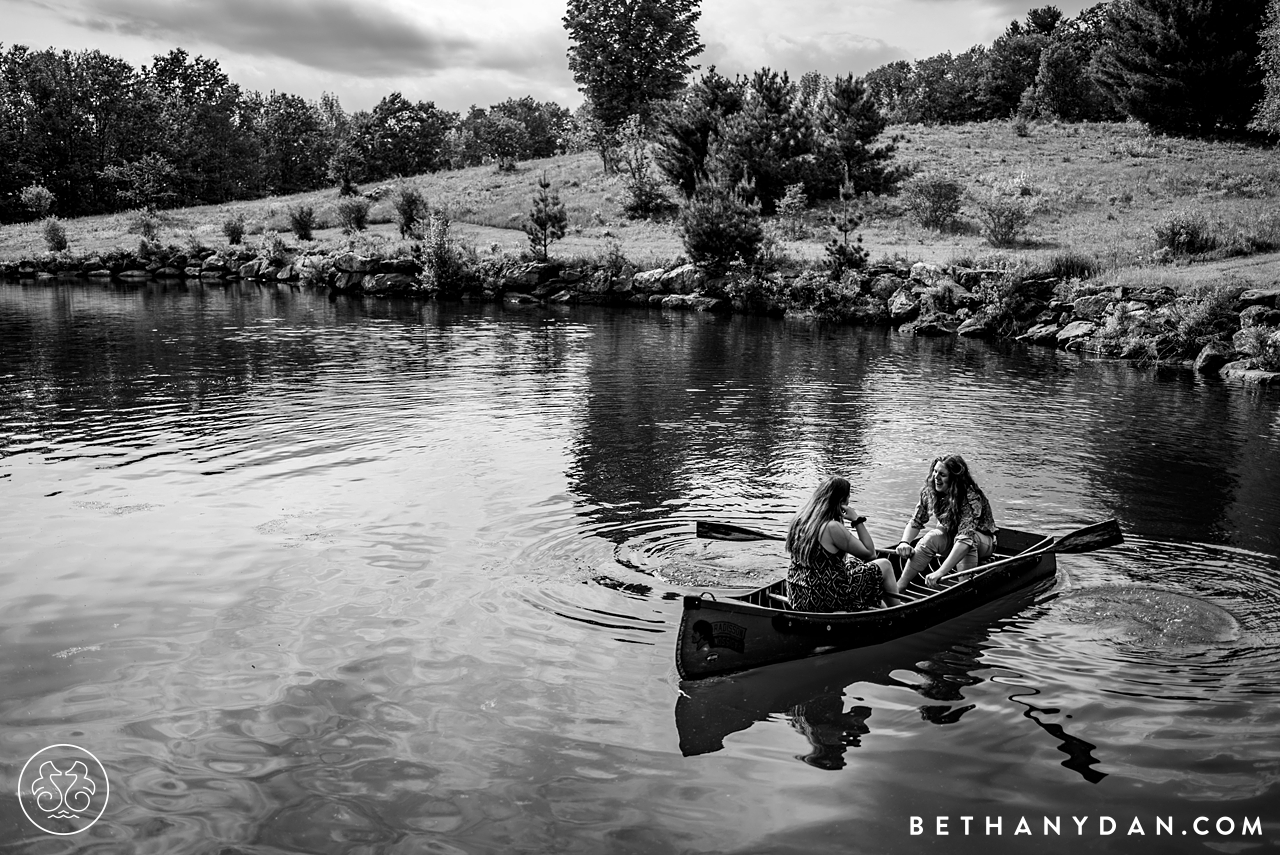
[895,454,997,589]
[785,476,898,612]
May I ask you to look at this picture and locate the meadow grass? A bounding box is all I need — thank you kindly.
[3,121,1279,283]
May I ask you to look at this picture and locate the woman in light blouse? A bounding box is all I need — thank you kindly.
[895,454,997,588]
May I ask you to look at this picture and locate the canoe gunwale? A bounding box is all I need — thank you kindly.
[676,528,1058,680]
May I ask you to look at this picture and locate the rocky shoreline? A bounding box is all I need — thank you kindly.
[3,246,1278,387]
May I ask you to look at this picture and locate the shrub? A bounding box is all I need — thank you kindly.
[1153,209,1217,255]
[750,232,795,276]
[523,173,568,261]
[184,230,208,255]
[288,205,318,240]
[1254,330,1280,371]
[975,194,1033,247]
[617,116,673,220]
[260,231,288,262]
[335,198,371,235]
[901,174,964,230]
[777,182,809,238]
[392,183,429,238]
[680,180,764,276]
[1039,251,1100,282]
[42,216,67,251]
[786,271,863,321]
[418,211,472,295]
[21,184,55,218]
[222,213,247,245]
[973,269,1052,336]
[1161,282,1248,359]
[721,274,787,314]
[128,209,163,242]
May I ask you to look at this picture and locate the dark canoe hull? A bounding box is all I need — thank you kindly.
[675,526,1057,680]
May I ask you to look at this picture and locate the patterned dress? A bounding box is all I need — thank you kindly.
[787,541,883,612]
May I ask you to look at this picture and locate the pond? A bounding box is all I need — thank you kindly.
[1,280,1278,853]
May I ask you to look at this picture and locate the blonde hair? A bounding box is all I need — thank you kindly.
[786,476,850,559]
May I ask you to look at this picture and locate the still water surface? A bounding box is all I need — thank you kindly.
[1,280,1279,853]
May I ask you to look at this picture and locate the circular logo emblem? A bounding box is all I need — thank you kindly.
[18,744,109,835]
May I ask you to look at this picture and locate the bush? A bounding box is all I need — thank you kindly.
[1152,209,1218,255]
[617,116,674,220]
[721,274,787,314]
[42,216,67,251]
[680,181,764,276]
[1253,330,1280,371]
[335,198,371,235]
[418,211,477,296]
[128,209,163,242]
[222,213,247,245]
[260,230,288,262]
[973,269,1051,336]
[1162,282,1248,359]
[901,174,964,230]
[1039,251,1100,282]
[21,185,55,218]
[288,205,317,240]
[392,184,429,238]
[975,194,1033,247]
[777,183,809,238]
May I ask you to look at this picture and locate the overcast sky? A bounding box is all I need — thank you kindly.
[3,0,1096,112]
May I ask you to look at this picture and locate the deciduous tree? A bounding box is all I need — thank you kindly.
[563,0,704,138]
[1252,0,1280,133]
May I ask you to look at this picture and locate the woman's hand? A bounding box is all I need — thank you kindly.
[895,541,913,561]
[924,570,944,587]
[841,504,860,522]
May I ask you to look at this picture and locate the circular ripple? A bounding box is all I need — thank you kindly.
[1053,586,1240,647]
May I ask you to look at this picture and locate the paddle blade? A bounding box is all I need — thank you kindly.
[1052,519,1124,554]
[696,521,785,542]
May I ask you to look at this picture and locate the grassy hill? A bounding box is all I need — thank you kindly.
[3,120,1279,285]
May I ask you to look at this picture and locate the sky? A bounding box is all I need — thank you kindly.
[2,0,1098,113]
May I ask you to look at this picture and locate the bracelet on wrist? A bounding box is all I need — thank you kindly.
[851,516,867,526]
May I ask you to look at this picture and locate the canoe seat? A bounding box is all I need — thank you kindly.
[767,592,792,608]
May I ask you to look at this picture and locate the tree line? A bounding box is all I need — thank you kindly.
[566,0,1280,151]
[862,1,1275,136]
[0,45,575,223]
[6,0,1280,227]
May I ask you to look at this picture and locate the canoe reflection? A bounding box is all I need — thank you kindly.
[675,586,1107,781]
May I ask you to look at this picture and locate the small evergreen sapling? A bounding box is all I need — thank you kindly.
[524,173,568,261]
[824,183,868,280]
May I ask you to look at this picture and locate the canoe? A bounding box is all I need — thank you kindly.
[674,579,1065,761]
[676,522,1120,680]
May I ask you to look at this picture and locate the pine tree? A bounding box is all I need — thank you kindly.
[654,68,744,199]
[524,173,568,262]
[1095,0,1269,137]
[820,75,903,196]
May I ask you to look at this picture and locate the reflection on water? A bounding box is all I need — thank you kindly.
[2,280,1279,853]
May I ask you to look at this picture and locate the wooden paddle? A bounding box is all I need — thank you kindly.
[935,518,1124,583]
[695,521,785,542]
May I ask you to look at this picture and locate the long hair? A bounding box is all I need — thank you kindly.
[787,476,850,558]
[926,454,987,541]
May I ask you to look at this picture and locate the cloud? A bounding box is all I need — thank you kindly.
[62,0,485,76]
[761,33,910,77]
[701,31,909,80]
